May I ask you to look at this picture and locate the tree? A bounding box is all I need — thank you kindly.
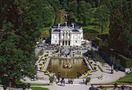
[95,5,110,33]
[109,0,132,57]
[0,0,65,86]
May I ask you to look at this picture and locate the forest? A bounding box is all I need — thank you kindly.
[0,0,132,87]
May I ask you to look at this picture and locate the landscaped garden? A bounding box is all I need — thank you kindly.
[117,72,132,84]
[0,0,132,90]
[31,87,49,90]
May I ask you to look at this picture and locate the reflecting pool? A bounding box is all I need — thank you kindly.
[47,58,88,78]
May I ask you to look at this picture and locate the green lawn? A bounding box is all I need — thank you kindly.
[31,84,49,86]
[117,72,132,84]
[83,26,99,33]
[31,87,49,90]
[39,27,49,38]
[83,24,109,34]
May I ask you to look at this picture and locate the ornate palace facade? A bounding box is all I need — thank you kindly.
[50,22,83,46]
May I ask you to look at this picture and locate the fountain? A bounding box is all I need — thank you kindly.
[47,58,88,78]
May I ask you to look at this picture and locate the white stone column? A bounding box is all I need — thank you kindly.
[65,32,66,46]
[60,40,62,46]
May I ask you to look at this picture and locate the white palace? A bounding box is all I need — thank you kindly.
[50,22,83,46]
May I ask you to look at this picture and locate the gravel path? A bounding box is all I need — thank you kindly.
[39,84,91,90]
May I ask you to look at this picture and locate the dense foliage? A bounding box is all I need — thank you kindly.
[0,0,52,86]
[109,0,132,57]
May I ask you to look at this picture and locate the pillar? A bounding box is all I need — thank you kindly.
[64,40,65,46]
[67,40,69,46]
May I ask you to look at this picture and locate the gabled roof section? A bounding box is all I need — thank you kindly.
[72,29,79,32]
[53,29,60,32]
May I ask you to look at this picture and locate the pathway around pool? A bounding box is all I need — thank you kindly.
[41,84,91,90]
